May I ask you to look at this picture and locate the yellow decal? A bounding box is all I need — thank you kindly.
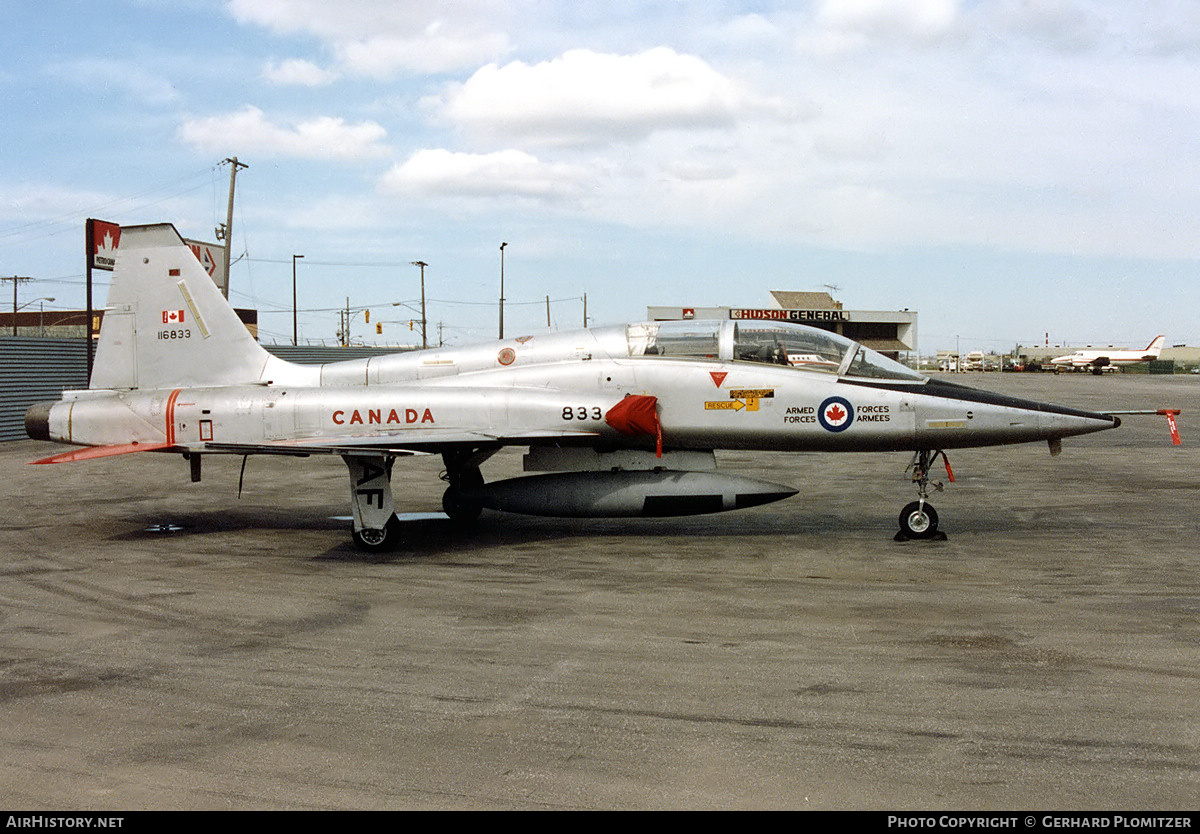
[926,419,967,429]
[706,388,775,413]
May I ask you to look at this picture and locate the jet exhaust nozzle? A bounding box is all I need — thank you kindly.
[25,402,55,442]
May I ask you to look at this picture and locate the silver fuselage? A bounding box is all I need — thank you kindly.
[34,324,1117,455]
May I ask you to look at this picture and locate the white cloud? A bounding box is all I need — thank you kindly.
[381,148,588,199]
[817,0,960,37]
[987,0,1108,53]
[225,0,511,75]
[808,0,961,52]
[335,31,511,77]
[262,58,338,87]
[177,106,388,159]
[430,47,750,146]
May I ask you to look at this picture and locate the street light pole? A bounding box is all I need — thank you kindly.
[411,260,428,349]
[9,295,54,337]
[292,254,304,346]
[499,242,507,339]
[37,298,54,337]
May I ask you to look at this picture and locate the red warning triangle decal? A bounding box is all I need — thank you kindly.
[710,371,727,387]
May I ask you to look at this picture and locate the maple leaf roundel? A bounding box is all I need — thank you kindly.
[817,396,855,432]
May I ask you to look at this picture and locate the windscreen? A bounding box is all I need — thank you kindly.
[627,320,924,382]
[843,344,925,381]
[734,322,923,381]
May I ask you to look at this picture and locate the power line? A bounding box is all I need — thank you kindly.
[0,166,218,245]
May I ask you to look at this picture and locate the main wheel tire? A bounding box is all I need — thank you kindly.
[899,501,939,539]
[442,486,483,522]
[351,515,401,553]
[442,466,484,522]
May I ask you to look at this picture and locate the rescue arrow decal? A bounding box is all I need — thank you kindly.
[705,388,773,413]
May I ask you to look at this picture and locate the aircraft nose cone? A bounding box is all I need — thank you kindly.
[916,378,1122,445]
[1042,408,1120,437]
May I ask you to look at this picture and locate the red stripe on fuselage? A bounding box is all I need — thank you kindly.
[165,389,182,445]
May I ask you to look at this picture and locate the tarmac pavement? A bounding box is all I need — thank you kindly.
[1,372,1197,810]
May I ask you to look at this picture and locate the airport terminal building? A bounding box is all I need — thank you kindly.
[647,292,918,361]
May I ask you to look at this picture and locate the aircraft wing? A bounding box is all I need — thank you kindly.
[202,428,601,457]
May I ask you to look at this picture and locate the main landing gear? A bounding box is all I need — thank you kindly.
[341,448,499,553]
[343,454,401,553]
[440,448,496,523]
[896,449,951,541]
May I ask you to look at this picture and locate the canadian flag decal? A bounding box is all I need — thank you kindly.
[162,310,185,324]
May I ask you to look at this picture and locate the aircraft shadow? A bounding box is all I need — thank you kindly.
[107,505,859,565]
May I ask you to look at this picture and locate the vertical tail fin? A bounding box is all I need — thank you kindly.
[1145,335,1166,357]
[90,223,303,389]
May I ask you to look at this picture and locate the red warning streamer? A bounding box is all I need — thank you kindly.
[1159,409,1182,445]
[941,452,955,483]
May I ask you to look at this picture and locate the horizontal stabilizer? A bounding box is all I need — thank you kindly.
[30,442,175,464]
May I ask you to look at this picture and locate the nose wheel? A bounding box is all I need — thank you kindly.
[898,500,939,539]
[896,450,950,541]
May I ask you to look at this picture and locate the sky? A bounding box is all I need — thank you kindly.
[2,0,1199,353]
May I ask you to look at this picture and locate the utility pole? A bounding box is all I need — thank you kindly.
[217,157,247,299]
[411,260,428,349]
[292,254,304,346]
[583,292,588,328]
[499,242,507,339]
[546,295,551,331]
[3,276,33,336]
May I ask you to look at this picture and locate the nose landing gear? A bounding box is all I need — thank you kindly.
[897,449,951,541]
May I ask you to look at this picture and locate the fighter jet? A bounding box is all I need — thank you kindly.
[1050,335,1166,375]
[26,223,1129,550]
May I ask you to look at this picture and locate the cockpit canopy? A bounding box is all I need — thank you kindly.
[626,320,924,382]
